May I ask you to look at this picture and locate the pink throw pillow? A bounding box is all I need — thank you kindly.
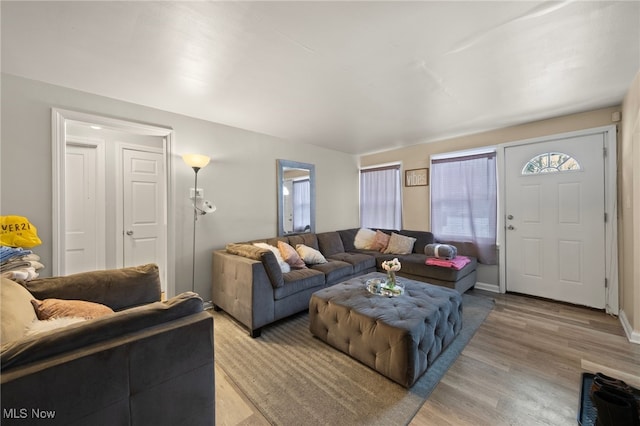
[370,230,391,252]
[277,241,307,269]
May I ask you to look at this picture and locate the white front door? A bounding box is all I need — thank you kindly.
[122,148,166,283]
[505,133,606,308]
[65,141,105,274]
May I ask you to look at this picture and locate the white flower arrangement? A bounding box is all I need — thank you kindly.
[381,258,401,272]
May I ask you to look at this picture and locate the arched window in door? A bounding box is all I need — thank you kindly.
[521,152,581,175]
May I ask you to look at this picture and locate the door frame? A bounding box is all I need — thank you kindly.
[52,108,176,296]
[497,125,618,314]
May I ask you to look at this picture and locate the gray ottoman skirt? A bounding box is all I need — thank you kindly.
[309,273,463,388]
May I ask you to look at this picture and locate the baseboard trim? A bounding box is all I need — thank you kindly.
[474,281,500,293]
[619,309,640,344]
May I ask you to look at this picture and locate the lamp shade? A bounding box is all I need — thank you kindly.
[182,154,211,169]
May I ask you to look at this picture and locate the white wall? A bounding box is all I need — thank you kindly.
[1,74,360,298]
[620,69,640,342]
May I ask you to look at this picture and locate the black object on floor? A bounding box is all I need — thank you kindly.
[579,372,597,426]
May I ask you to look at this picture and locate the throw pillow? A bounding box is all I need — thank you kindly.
[354,228,377,250]
[277,241,307,269]
[384,232,417,255]
[295,244,328,265]
[369,230,391,252]
[31,298,114,320]
[253,242,291,273]
[1,277,38,344]
[25,317,86,337]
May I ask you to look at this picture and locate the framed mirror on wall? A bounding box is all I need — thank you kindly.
[276,159,315,236]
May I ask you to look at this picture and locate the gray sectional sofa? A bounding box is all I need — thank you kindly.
[212,228,477,337]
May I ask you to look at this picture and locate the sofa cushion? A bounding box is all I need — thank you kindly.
[370,230,391,252]
[310,260,353,285]
[337,228,360,252]
[31,298,114,320]
[354,228,377,249]
[316,232,345,257]
[25,263,161,311]
[398,230,435,254]
[288,233,320,250]
[327,252,376,274]
[398,254,477,281]
[383,232,416,255]
[277,241,307,269]
[275,269,325,300]
[296,244,327,265]
[1,278,37,345]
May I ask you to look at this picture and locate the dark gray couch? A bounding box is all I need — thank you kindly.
[1,264,215,426]
[212,228,476,337]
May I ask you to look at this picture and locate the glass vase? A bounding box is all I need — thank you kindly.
[386,270,397,288]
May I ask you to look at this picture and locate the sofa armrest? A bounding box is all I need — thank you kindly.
[0,292,202,371]
[23,264,162,311]
[225,243,284,288]
[212,250,275,332]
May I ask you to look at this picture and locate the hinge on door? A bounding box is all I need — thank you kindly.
[603,147,607,158]
[605,278,608,288]
[604,212,608,223]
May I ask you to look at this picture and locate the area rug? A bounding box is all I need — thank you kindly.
[213,293,494,425]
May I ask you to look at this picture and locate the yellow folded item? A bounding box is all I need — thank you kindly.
[0,215,42,248]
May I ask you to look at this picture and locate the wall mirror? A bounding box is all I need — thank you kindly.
[277,159,315,236]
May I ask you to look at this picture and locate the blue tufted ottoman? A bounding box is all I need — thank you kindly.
[309,272,463,388]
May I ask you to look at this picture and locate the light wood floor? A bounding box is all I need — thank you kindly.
[213,290,640,426]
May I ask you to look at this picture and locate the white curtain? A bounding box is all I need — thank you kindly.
[292,179,310,232]
[360,166,402,229]
[431,152,497,264]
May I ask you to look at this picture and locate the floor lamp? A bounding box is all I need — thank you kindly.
[183,154,211,293]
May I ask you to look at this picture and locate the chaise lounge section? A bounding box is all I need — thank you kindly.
[212,228,476,337]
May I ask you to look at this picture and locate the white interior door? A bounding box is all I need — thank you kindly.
[65,141,105,274]
[122,148,166,282]
[505,133,606,308]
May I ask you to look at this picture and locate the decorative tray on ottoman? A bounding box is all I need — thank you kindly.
[365,277,404,297]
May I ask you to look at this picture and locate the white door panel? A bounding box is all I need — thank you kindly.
[505,133,605,308]
[65,143,105,274]
[123,149,166,282]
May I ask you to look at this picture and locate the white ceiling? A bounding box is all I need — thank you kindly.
[2,1,639,154]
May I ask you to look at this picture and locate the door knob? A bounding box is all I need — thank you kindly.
[507,225,515,230]
[507,214,514,220]
[126,230,134,236]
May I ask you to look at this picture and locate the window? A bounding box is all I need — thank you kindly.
[431,152,497,264]
[360,165,402,229]
[292,178,310,232]
[521,152,581,175]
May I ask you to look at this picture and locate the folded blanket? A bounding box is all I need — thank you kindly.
[0,246,32,263]
[1,259,45,272]
[426,255,471,270]
[424,243,457,260]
